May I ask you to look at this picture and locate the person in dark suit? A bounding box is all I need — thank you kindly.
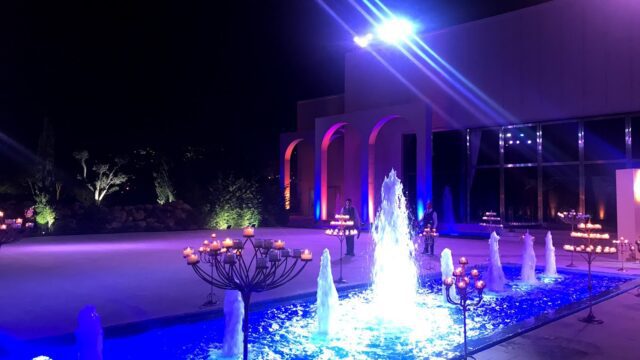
[341,198,361,256]
[420,201,438,255]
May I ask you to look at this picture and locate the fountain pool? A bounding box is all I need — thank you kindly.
[5,266,636,360]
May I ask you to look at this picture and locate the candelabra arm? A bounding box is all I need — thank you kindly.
[264,261,309,291]
[192,264,234,290]
[444,286,459,306]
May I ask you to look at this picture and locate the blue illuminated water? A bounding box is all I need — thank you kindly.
[4,265,635,360]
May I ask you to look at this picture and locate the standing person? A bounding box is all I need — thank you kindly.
[341,198,361,256]
[420,201,438,255]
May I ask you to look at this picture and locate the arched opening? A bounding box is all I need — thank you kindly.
[283,138,304,211]
[368,115,416,223]
[320,122,348,220]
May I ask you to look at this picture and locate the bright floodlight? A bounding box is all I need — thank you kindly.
[376,18,415,44]
[354,33,374,48]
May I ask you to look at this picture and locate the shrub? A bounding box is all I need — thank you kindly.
[34,193,56,230]
[154,162,176,205]
[207,175,261,229]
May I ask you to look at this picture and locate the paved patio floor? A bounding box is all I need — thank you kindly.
[0,228,638,358]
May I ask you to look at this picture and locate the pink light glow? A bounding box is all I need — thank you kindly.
[283,139,304,210]
[634,170,640,203]
[320,122,348,220]
[368,116,400,223]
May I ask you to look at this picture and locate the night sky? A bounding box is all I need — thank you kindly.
[0,0,549,178]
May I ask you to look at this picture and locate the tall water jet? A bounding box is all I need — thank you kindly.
[521,232,538,284]
[440,248,457,303]
[544,231,558,277]
[76,305,103,360]
[486,231,506,292]
[222,290,244,357]
[371,170,418,320]
[317,249,339,336]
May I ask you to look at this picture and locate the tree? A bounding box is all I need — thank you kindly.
[153,161,176,205]
[73,150,129,206]
[28,118,56,198]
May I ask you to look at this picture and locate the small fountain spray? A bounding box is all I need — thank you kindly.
[521,231,538,284]
[222,290,244,357]
[544,231,558,277]
[76,305,103,360]
[440,248,457,303]
[371,169,418,321]
[486,231,506,292]
[317,249,339,336]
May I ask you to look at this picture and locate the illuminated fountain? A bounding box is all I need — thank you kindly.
[316,249,339,336]
[440,248,457,303]
[543,231,558,277]
[371,169,418,322]
[520,231,538,284]
[221,291,243,358]
[486,231,506,292]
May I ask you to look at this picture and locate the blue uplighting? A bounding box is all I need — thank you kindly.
[4,266,631,359]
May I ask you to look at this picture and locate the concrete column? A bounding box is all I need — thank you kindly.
[415,106,433,220]
[615,169,640,261]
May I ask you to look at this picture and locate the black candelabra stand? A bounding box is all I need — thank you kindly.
[562,221,615,324]
[325,214,357,283]
[183,228,312,360]
[421,225,439,270]
[443,257,486,360]
[479,211,503,235]
[558,210,590,267]
[612,238,632,272]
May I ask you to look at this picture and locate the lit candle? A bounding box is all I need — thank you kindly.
[0,211,4,217]
[222,238,234,248]
[182,247,194,258]
[470,269,480,278]
[453,267,464,277]
[325,229,331,235]
[475,280,486,290]
[203,240,210,246]
[243,227,255,237]
[198,246,205,253]
[456,281,468,289]
[256,257,268,269]
[15,218,22,225]
[210,233,217,240]
[301,249,312,261]
[186,254,199,265]
[274,240,285,250]
[210,240,221,251]
[459,257,468,266]
[443,277,454,286]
